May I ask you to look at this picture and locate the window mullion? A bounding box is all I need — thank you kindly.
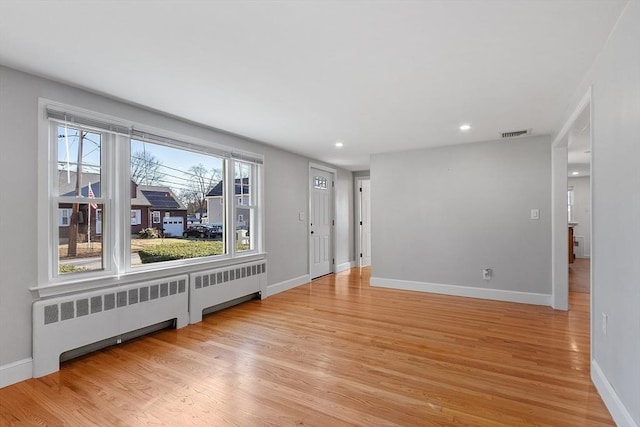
[114,134,129,274]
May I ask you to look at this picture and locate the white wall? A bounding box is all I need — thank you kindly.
[568,176,591,257]
[0,65,353,385]
[370,136,552,303]
[561,1,640,425]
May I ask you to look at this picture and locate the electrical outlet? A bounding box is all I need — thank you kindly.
[482,268,492,280]
[530,209,540,220]
[602,313,608,335]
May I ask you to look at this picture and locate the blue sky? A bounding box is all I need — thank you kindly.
[58,124,226,196]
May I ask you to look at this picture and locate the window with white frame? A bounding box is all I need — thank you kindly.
[130,209,141,225]
[58,208,72,226]
[44,106,262,283]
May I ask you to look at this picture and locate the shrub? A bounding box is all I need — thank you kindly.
[138,241,224,263]
[138,227,159,239]
[59,264,88,274]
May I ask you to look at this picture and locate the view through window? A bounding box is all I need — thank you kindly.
[129,139,225,267]
[56,124,105,275]
[48,108,262,280]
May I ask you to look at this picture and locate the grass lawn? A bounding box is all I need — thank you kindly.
[59,238,189,259]
[59,237,246,261]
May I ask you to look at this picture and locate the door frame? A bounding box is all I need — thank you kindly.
[308,163,337,278]
[355,176,371,267]
[551,86,592,314]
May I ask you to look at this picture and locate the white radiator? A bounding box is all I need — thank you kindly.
[32,275,189,377]
[189,260,267,323]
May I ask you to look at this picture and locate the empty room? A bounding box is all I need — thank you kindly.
[0,1,638,426]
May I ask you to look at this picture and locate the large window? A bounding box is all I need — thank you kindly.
[45,106,262,283]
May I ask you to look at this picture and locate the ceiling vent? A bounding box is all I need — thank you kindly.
[501,129,531,138]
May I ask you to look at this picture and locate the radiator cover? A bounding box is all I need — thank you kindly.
[189,260,267,323]
[32,275,189,377]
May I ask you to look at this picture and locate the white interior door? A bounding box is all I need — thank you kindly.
[360,179,371,267]
[310,167,333,279]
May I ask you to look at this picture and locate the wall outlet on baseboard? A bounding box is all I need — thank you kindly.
[482,268,492,280]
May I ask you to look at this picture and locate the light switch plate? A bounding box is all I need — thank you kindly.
[530,209,540,220]
[299,212,305,221]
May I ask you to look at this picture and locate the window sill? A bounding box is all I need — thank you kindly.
[31,252,267,299]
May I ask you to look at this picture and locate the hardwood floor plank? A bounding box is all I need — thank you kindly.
[0,267,612,426]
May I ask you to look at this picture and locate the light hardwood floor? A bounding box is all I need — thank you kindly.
[0,268,612,426]
[569,258,591,294]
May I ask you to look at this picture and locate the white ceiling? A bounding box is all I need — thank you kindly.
[0,1,627,170]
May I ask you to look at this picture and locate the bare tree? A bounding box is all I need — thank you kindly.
[131,151,164,185]
[178,188,200,215]
[184,164,222,218]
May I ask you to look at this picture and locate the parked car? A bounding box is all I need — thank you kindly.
[203,224,223,238]
[182,224,222,239]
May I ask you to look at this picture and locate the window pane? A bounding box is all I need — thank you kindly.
[234,161,254,252]
[57,125,102,197]
[130,139,225,267]
[236,207,252,252]
[58,203,104,275]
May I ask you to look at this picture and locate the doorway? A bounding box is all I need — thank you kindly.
[309,165,334,279]
[551,87,592,311]
[567,106,591,294]
[356,178,371,267]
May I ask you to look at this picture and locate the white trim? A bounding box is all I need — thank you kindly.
[308,162,337,175]
[0,358,32,388]
[370,277,551,306]
[336,261,355,273]
[264,274,310,298]
[552,88,592,148]
[592,360,638,427]
[551,144,569,310]
[31,252,267,298]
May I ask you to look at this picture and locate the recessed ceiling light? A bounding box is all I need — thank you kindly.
[572,171,579,175]
[459,124,471,131]
[335,142,344,148]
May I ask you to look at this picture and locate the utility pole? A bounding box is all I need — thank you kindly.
[67,131,85,257]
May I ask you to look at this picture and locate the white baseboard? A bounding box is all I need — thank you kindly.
[264,274,310,298]
[592,360,638,427]
[370,277,551,306]
[0,358,32,388]
[335,261,355,273]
